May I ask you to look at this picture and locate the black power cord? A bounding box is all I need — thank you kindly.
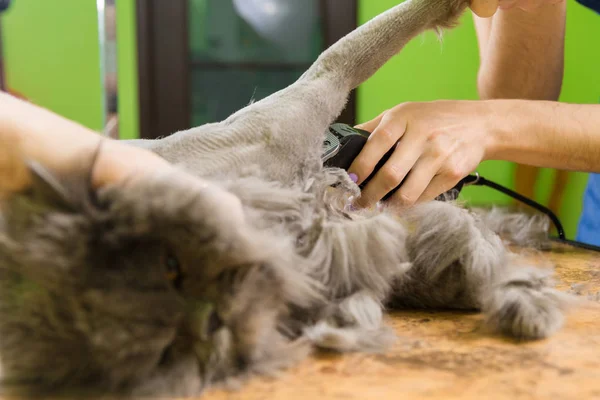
[461,173,600,253]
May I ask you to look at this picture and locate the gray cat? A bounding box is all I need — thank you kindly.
[0,0,572,398]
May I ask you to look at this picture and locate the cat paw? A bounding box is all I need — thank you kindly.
[304,291,396,353]
[482,266,572,340]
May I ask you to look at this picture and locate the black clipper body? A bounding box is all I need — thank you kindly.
[322,123,468,201]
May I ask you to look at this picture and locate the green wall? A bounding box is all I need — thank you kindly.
[116,0,140,140]
[1,0,103,131]
[0,0,139,139]
[357,0,600,239]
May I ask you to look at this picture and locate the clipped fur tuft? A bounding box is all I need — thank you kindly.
[304,292,397,353]
[471,207,552,250]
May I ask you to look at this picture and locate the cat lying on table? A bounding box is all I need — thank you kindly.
[0,0,571,398]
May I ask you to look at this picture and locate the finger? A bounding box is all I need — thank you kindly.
[470,0,499,17]
[418,173,464,203]
[348,113,407,186]
[389,156,439,208]
[93,139,171,189]
[354,136,422,209]
[354,109,388,132]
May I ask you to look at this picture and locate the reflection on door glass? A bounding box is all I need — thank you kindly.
[189,0,323,125]
[190,67,305,127]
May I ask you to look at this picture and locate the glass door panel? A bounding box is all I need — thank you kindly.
[188,0,323,125]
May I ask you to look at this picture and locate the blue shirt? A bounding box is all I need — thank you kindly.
[577,0,600,14]
[578,174,600,246]
[575,0,600,246]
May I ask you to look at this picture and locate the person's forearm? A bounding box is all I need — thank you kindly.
[0,91,103,193]
[474,2,566,101]
[0,92,169,194]
[487,100,600,172]
[473,5,567,201]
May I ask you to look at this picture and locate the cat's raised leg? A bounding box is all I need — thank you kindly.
[126,0,471,184]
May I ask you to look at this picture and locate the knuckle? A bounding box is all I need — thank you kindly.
[351,156,375,179]
[431,143,447,159]
[397,192,416,205]
[394,101,414,113]
[445,165,465,181]
[377,109,391,119]
[389,105,412,122]
[379,165,404,190]
[428,135,452,159]
[374,125,397,144]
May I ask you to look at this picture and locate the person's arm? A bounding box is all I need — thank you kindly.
[347,0,569,209]
[474,2,567,202]
[474,2,566,101]
[470,0,565,17]
[0,91,173,194]
[488,100,600,171]
[348,97,600,209]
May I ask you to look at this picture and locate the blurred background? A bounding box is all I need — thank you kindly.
[0,0,598,241]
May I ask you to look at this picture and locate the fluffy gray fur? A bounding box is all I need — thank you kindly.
[0,0,573,398]
[471,207,552,250]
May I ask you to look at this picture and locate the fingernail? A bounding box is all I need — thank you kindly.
[349,173,358,183]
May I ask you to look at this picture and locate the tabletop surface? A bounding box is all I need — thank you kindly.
[202,241,600,400]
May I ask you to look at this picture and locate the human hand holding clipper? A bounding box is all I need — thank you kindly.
[347,100,493,209]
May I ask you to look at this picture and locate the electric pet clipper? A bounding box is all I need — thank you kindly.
[321,124,579,246]
[322,123,471,201]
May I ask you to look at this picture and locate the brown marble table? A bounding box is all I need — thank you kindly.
[203,242,600,400]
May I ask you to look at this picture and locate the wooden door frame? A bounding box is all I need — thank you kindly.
[136,0,357,139]
[136,0,190,139]
[320,0,357,126]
